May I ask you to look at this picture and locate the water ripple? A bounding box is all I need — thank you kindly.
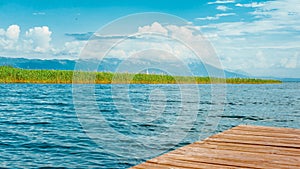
[0,83,299,168]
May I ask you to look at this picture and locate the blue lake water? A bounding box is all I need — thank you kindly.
[0,83,299,168]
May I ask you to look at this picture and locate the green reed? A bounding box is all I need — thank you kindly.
[0,66,282,84]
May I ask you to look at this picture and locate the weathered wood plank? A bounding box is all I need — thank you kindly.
[195,141,300,157]
[171,144,300,167]
[222,128,300,139]
[207,133,300,148]
[234,125,300,135]
[131,125,300,169]
[134,160,244,169]
[147,156,247,169]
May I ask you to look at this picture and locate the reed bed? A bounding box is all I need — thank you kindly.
[0,66,281,84]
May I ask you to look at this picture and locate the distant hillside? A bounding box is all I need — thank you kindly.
[0,56,249,78]
[275,78,300,82]
[0,57,76,70]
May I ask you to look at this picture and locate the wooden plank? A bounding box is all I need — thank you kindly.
[171,144,300,167]
[195,141,300,157]
[163,153,295,169]
[133,162,184,169]
[222,128,300,139]
[207,133,300,148]
[234,125,300,135]
[134,160,244,169]
[131,125,300,169]
[147,156,247,169]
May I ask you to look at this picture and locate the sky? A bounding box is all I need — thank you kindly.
[0,0,299,78]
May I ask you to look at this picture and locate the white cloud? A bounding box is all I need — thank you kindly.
[196,16,219,21]
[76,22,221,69]
[6,25,20,41]
[217,13,236,17]
[101,22,221,68]
[136,22,221,66]
[201,0,300,36]
[254,51,271,68]
[0,29,5,36]
[250,0,300,25]
[196,13,236,21]
[166,24,198,42]
[235,2,265,8]
[0,25,20,50]
[32,12,46,15]
[187,21,193,25]
[138,22,168,35]
[25,26,52,52]
[0,25,58,58]
[208,0,235,5]
[62,40,87,56]
[198,0,300,77]
[216,5,232,11]
[107,49,128,58]
[280,53,298,68]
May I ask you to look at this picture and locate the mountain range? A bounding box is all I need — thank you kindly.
[0,56,248,78]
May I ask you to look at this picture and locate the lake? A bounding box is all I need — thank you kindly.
[0,83,299,168]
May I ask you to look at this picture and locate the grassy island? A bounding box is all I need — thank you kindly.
[0,66,281,84]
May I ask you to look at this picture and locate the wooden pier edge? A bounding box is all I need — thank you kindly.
[131,125,300,169]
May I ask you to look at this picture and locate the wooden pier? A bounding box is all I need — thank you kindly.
[132,125,300,169]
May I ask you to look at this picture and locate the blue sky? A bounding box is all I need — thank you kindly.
[0,0,299,78]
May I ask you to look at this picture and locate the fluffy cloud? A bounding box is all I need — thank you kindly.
[6,25,20,41]
[25,26,52,52]
[216,5,232,11]
[0,29,5,36]
[62,40,87,56]
[138,22,168,35]
[117,22,220,65]
[0,24,85,59]
[198,0,300,77]
[201,0,300,36]
[0,25,20,50]
[0,24,57,58]
[81,22,222,69]
[199,0,300,37]
[280,53,298,68]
